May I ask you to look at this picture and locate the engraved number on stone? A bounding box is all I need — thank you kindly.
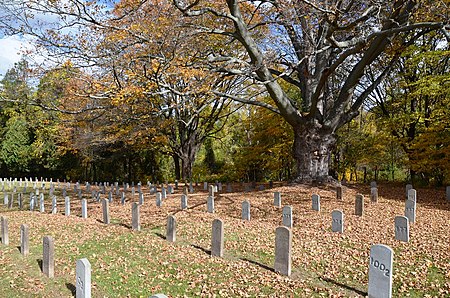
[370,257,390,277]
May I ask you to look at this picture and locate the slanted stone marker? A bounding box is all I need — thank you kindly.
[211,219,224,257]
[181,194,188,210]
[404,199,416,223]
[274,226,292,276]
[132,202,140,231]
[355,194,364,216]
[312,194,320,211]
[43,236,55,278]
[332,210,344,233]
[282,205,293,228]
[21,224,29,255]
[207,196,214,213]
[166,215,176,242]
[394,216,409,242]
[368,244,393,298]
[371,187,378,203]
[1,216,9,245]
[242,200,250,221]
[81,199,87,219]
[76,258,91,298]
[273,192,281,207]
[102,199,110,224]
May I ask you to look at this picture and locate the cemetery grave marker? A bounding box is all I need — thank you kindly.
[332,210,344,233]
[81,199,88,219]
[43,236,55,278]
[371,187,378,203]
[21,224,29,256]
[65,197,71,216]
[181,195,188,210]
[207,196,214,213]
[76,258,91,298]
[407,188,416,202]
[242,201,250,221]
[355,194,364,216]
[273,192,281,207]
[282,206,293,228]
[1,216,9,245]
[405,184,413,198]
[156,192,162,207]
[312,194,320,211]
[52,196,57,214]
[368,244,393,298]
[404,199,416,223]
[274,226,292,276]
[131,202,140,231]
[336,185,343,200]
[394,216,409,242]
[211,219,224,257]
[166,215,176,242]
[102,199,110,224]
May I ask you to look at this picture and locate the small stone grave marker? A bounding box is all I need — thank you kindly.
[18,193,23,210]
[181,194,188,210]
[355,194,364,216]
[242,200,250,221]
[274,226,292,276]
[226,183,232,193]
[273,192,281,207]
[404,199,416,223]
[166,215,176,242]
[1,216,9,245]
[407,188,416,202]
[102,199,110,224]
[20,224,29,255]
[139,192,144,205]
[132,202,140,231]
[208,185,215,197]
[370,181,377,188]
[121,192,125,205]
[332,210,344,233]
[81,199,87,219]
[371,187,378,203]
[207,196,214,213]
[368,244,393,298]
[211,219,224,257]
[40,194,45,213]
[65,196,70,216]
[43,236,55,278]
[394,216,409,242]
[156,192,162,207]
[76,258,91,298]
[312,194,320,211]
[51,196,57,214]
[336,185,343,200]
[405,184,413,198]
[282,205,293,228]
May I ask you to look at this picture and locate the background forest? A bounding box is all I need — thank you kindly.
[0,1,448,185]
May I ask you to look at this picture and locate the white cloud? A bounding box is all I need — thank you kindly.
[0,35,30,77]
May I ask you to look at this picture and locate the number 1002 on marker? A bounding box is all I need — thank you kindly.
[370,257,390,277]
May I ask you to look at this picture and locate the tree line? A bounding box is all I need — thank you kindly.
[0,0,448,185]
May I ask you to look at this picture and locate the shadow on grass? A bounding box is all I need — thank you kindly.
[155,233,166,240]
[240,257,274,272]
[36,259,43,271]
[320,276,367,296]
[191,244,211,255]
[66,283,76,297]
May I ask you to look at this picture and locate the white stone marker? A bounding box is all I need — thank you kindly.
[331,210,344,233]
[81,199,87,219]
[312,194,320,211]
[407,188,416,202]
[405,184,413,198]
[404,199,416,223]
[102,199,110,224]
[394,216,409,242]
[273,192,281,207]
[207,196,214,213]
[368,244,393,298]
[211,219,224,257]
[51,196,57,214]
[282,205,293,228]
[76,258,91,298]
[274,226,292,276]
[65,196,70,216]
[242,200,250,221]
[371,187,378,203]
[43,236,55,278]
[156,192,162,207]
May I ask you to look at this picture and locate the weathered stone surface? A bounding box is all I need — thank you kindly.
[394,216,409,242]
[312,194,320,211]
[282,205,293,228]
[274,226,292,276]
[211,219,224,257]
[368,244,393,298]
[166,215,176,242]
[132,202,140,231]
[332,210,344,233]
[20,224,29,255]
[43,236,55,278]
[76,258,91,298]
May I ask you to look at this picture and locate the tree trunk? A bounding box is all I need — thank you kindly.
[292,125,336,183]
[173,155,181,180]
